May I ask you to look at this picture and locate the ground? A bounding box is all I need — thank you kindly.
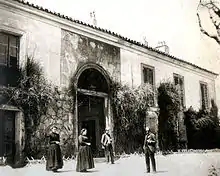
[1,152,220,176]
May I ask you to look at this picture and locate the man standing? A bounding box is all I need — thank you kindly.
[101,128,114,164]
[143,127,156,173]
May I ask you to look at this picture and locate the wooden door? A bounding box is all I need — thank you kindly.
[0,110,15,157]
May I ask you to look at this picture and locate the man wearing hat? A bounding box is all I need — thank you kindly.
[101,128,114,164]
[143,127,156,173]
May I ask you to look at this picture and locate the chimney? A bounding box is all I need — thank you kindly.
[143,36,148,46]
[90,11,97,26]
[155,41,169,54]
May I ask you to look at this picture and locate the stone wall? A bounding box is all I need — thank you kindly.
[30,91,75,158]
[60,29,121,88]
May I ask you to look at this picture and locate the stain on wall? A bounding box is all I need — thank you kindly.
[60,30,120,87]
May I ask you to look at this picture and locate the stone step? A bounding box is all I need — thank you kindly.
[0,157,6,166]
[93,156,120,163]
[93,157,106,163]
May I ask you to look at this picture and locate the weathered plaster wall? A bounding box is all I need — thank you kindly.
[60,29,120,88]
[0,6,61,86]
[14,111,25,166]
[121,49,216,111]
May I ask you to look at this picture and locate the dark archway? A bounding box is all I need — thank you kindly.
[77,68,109,93]
[75,63,110,157]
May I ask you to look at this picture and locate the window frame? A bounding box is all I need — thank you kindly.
[141,63,156,107]
[0,32,20,68]
[199,81,209,109]
[0,33,9,66]
[173,73,185,109]
[141,63,155,86]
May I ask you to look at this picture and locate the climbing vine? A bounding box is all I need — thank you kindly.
[184,105,218,149]
[110,80,154,154]
[0,56,76,161]
[157,81,180,153]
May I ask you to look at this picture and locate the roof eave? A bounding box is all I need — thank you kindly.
[4,0,218,77]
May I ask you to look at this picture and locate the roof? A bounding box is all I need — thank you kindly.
[9,0,219,76]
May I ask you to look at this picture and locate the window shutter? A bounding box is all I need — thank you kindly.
[0,33,8,65]
[142,66,155,106]
[174,74,185,108]
[204,84,208,109]
[9,35,19,68]
[0,32,19,87]
[200,83,208,109]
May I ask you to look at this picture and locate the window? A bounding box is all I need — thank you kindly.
[0,32,20,87]
[142,64,155,106]
[174,74,185,108]
[200,82,209,109]
[142,65,154,86]
[0,32,19,68]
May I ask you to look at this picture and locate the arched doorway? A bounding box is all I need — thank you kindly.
[74,63,111,157]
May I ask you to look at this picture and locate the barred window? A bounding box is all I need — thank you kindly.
[142,64,155,106]
[200,82,208,109]
[174,74,185,108]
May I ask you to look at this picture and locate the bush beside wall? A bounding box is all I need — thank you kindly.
[157,81,181,152]
[110,81,154,154]
[184,104,219,149]
[0,57,76,161]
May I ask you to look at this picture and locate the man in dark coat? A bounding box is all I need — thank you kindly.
[101,128,114,164]
[143,127,156,173]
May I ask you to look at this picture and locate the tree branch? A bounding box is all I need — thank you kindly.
[199,0,220,17]
[208,9,220,32]
[197,13,220,44]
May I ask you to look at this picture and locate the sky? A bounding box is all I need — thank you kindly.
[27,0,220,104]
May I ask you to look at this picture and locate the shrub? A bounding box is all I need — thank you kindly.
[110,81,154,154]
[0,56,75,161]
[210,99,219,127]
[184,106,218,149]
[157,81,180,152]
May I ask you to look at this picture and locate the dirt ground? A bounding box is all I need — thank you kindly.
[0,152,220,176]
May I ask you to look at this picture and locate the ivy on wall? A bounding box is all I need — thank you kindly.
[157,81,180,153]
[0,56,76,162]
[110,80,154,154]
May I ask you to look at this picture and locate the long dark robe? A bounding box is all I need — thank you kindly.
[46,132,63,171]
[76,135,95,172]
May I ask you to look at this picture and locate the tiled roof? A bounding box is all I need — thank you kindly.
[11,0,219,76]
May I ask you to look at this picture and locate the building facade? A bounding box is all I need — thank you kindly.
[0,0,218,163]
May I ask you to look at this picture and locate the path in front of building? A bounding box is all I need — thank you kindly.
[1,152,220,176]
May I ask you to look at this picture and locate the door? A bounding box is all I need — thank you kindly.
[78,94,106,157]
[0,110,15,157]
[81,120,96,155]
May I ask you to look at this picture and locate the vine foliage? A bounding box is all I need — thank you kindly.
[157,81,180,152]
[110,81,154,154]
[0,56,75,163]
[184,101,219,149]
[0,56,52,158]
